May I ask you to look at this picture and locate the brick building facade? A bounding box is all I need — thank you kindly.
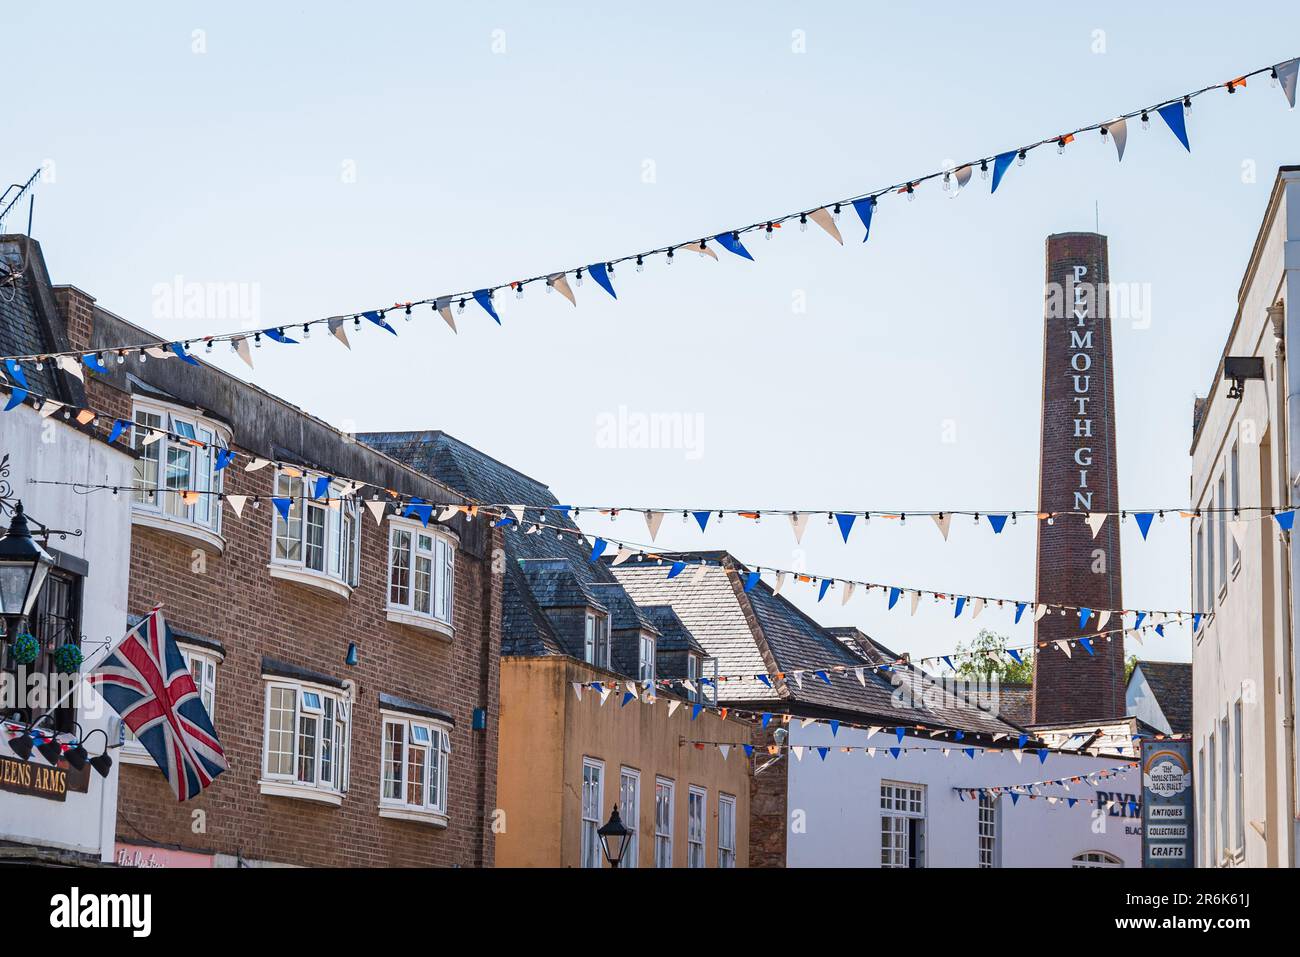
[8,236,500,867]
[1032,232,1127,724]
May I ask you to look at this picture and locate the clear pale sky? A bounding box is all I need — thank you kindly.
[5,1,1299,666]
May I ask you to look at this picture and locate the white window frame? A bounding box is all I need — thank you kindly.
[978,791,999,868]
[130,400,228,549]
[881,781,926,868]
[619,767,640,868]
[1232,698,1245,857]
[1216,474,1228,602]
[385,518,457,638]
[259,677,351,806]
[687,785,707,868]
[718,792,737,868]
[584,611,610,669]
[269,469,361,599]
[1072,850,1123,868]
[1230,441,1241,574]
[654,777,674,868]
[378,711,452,825]
[581,758,605,868]
[638,634,655,683]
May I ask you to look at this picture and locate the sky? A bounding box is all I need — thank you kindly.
[4,1,1298,667]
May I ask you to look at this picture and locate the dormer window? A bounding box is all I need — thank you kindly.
[130,401,229,550]
[268,470,360,599]
[584,611,610,669]
[638,634,656,683]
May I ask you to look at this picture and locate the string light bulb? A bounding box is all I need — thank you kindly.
[799,213,808,232]
[302,324,310,338]
[575,268,584,287]
[1141,111,1150,129]
[942,172,951,191]
[516,283,524,299]
[636,255,644,272]
[765,222,774,240]
[1056,137,1067,154]
[1016,149,1026,167]
[905,183,915,202]
[832,203,842,222]
[980,159,989,180]
[457,299,466,314]
[666,248,674,266]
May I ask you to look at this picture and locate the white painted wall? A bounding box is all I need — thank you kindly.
[785,724,1141,868]
[0,403,132,862]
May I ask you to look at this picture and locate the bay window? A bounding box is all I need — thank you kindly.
[386,520,456,636]
[131,402,227,544]
[261,679,350,804]
[270,470,361,597]
[379,714,451,823]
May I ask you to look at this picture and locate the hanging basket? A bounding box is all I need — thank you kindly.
[52,643,83,674]
[10,633,39,666]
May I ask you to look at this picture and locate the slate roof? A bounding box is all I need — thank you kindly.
[612,552,1024,737]
[587,582,660,635]
[1134,660,1193,735]
[640,605,703,655]
[993,682,1034,726]
[0,236,80,404]
[501,560,564,657]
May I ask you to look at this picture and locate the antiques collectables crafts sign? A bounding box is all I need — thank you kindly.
[1141,739,1194,868]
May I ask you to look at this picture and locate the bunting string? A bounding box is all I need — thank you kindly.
[0,57,1295,370]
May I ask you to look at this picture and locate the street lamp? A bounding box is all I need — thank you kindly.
[597,806,632,868]
[0,502,54,636]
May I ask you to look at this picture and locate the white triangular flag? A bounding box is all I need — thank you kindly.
[807,207,843,245]
[598,686,611,705]
[365,499,387,525]
[692,563,709,585]
[612,547,635,566]
[667,699,681,717]
[791,746,804,762]
[774,572,788,594]
[1108,117,1127,162]
[226,494,247,518]
[719,744,730,760]
[548,273,576,306]
[867,726,881,739]
[792,671,804,689]
[1096,610,1112,632]
[1055,640,1072,658]
[245,458,271,472]
[141,430,163,447]
[932,512,952,541]
[232,336,254,367]
[1012,750,1024,764]
[801,717,818,729]
[1034,603,1049,622]
[38,401,62,419]
[682,680,696,695]
[326,319,351,349]
[855,667,865,686]
[507,505,527,525]
[145,346,171,360]
[789,512,810,544]
[434,299,457,333]
[56,356,85,383]
[1228,520,1249,553]
[645,511,664,541]
[867,747,876,758]
[910,591,921,616]
[1129,628,1143,646]
[438,505,460,522]
[1277,58,1299,109]
[571,682,583,701]
[971,598,985,619]
[841,582,855,606]
[1086,512,1108,539]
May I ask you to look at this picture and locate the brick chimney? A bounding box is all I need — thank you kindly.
[50,284,96,354]
[1031,233,1126,724]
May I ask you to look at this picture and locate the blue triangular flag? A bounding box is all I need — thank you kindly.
[814,670,831,685]
[621,691,635,708]
[271,497,293,520]
[1017,733,1029,749]
[691,704,702,721]
[954,596,966,618]
[1038,749,1049,765]
[2,360,27,410]
[1067,798,1077,808]
[1007,649,1023,665]
[1010,792,1020,805]
[1079,607,1093,630]
[829,720,839,737]
[667,561,687,579]
[816,747,829,761]
[550,505,572,516]
[473,289,500,324]
[991,151,1017,193]
[964,748,976,759]
[743,744,754,757]
[1134,512,1155,539]
[214,448,236,471]
[713,232,754,261]
[817,579,832,602]
[107,419,127,444]
[1276,510,1295,531]
[835,513,856,543]
[692,510,711,532]
[170,342,201,365]
[888,586,901,610]
[363,310,398,335]
[744,571,760,592]
[1134,611,1147,630]
[263,327,298,344]
[888,747,901,759]
[1015,601,1027,624]
[1156,102,1191,152]
[587,262,617,299]
[942,655,954,671]
[313,476,332,500]
[987,513,1009,534]
[761,712,772,728]
[757,675,771,689]
[1155,623,1164,637]
[955,730,965,741]
[850,198,875,242]
[589,538,608,562]
[1192,613,1203,632]
[1079,637,1095,656]
[895,727,905,743]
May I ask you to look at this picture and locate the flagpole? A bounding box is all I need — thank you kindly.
[40,605,163,720]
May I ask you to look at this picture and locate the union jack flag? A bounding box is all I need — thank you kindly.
[88,607,228,801]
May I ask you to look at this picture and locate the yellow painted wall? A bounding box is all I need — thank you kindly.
[497,656,751,868]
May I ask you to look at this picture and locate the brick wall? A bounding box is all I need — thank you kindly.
[69,315,501,867]
[1031,233,1126,724]
[747,721,787,867]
